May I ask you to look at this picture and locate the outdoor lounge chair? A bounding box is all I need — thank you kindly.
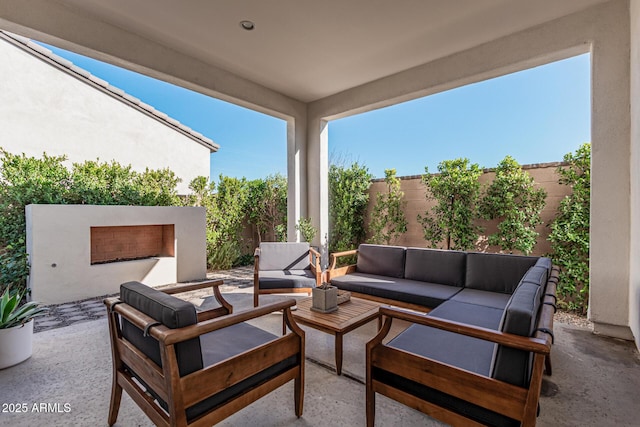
[254,242,321,307]
[104,280,305,427]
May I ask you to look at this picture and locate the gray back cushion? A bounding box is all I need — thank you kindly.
[356,244,406,278]
[490,281,543,387]
[259,242,310,271]
[404,248,466,287]
[120,281,203,377]
[465,252,538,294]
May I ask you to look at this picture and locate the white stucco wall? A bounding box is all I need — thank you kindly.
[629,0,640,349]
[25,205,207,304]
[0,38,211,194]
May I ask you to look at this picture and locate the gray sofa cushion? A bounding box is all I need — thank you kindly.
[258,269,317,289]
[331,273,461,308]
[449,288,512,310]
[120,281,202,377]
[427,300,505,330]
[389,300,503,376]
[259,242,310,271]
[535,257,552,276]
[520,257,552,287]
[356,244,405,278]
[490,281,543,387]
[465,252,538,294]
[404,248,466,287]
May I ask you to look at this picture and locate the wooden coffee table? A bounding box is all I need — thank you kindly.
[292,297,381,375]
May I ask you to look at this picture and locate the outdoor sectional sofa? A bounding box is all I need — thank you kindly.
[328,244,558,427]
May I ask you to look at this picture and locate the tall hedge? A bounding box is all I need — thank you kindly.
[548,143,591,313]
[328,162,372,253]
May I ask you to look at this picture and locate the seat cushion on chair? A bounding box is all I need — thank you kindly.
[120,281,203,376]
[258,269,317,290]
[259,242,311,270]
[186,322,298,422]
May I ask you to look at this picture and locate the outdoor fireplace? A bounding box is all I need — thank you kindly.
[90,224,175,264]
[26,205,207,304]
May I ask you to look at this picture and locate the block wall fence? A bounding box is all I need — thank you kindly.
[364,162,572,256]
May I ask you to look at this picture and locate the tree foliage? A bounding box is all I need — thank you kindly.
[548,143,590,314]
[187,175,250,270]
[295,217,317,243]
[479,156,546,254]
[369,169,407,245]
[245,174,287,243]
[418,158,482,250]
[328,162,372,254]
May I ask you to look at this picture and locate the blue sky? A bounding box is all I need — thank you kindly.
[43,42,590,180]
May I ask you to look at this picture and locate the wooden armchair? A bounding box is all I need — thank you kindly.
[254,242,321,307]
[104,280,305,427]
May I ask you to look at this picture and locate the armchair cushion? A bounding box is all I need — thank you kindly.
[258,242,311,271]
[258,270,317,289]
[120,281,203,376]
[356,244,405,278]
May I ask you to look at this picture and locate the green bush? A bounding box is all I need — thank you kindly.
[246,174,287,243]
[548,143,591,314]
[295,217,317,243]
[479,156,546,255]
[369,169,407,245]
[418,158,482,250]
[328,162,372,255]
[186,175,249,270]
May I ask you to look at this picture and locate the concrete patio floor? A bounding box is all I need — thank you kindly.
[1,269,639,426]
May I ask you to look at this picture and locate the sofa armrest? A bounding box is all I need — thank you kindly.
[327,249,358,281]
[309,247,322,285]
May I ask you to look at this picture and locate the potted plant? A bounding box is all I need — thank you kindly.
[0,288,47,369]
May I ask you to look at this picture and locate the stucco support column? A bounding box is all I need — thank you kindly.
[307,117,329,265]
[589,1,633,341]
[286,117,306,242]
[629,0,640,349]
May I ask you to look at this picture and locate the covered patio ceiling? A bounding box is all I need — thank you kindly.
[0,0,638,349]
[3,0,607,103]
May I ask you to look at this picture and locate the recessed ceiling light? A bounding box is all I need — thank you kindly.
[240,20,255,31]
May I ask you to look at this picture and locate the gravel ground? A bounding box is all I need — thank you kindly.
[555,310,593,329]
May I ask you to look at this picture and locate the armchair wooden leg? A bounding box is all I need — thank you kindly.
[254,292,259,307]
[545,353,553,376]
[366,386,375,427]
[294,372,304,417]
[107,380,123,426]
